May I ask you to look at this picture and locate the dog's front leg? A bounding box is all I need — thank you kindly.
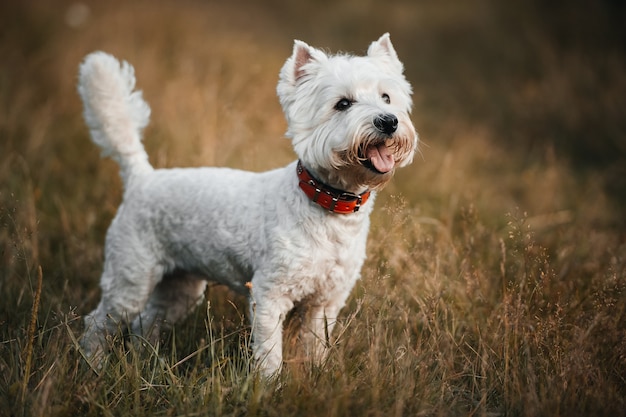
[301,303,341,366]
[300,287,353,367]
[249,291,293,378]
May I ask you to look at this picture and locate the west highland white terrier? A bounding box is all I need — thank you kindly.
[78,33,418,377]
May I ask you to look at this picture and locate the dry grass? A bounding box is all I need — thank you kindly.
[1,1,625,416]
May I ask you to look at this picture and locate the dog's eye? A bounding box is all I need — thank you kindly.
[382,93,390,104]
[335,98,353,111]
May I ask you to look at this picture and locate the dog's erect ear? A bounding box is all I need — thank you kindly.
[293,40,314,81]
[367,33,398,60]
[367,33,404,74]
[289,40,328,82]
[277,40,327,126]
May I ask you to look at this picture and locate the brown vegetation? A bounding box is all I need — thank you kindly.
[1,1,624,415]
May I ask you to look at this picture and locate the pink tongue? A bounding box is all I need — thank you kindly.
[366,143,395,173]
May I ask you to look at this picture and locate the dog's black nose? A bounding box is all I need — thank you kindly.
[374,114,398,135]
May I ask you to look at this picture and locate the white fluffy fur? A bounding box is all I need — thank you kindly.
[78,34,418,377]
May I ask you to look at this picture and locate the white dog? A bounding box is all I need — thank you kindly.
[78,33,417,377]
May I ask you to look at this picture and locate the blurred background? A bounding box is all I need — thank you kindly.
[1,0,625,271]
[1,2,625,413]
[2,0,625,202]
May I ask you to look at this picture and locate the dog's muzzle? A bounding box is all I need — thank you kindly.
[357,114,399,174]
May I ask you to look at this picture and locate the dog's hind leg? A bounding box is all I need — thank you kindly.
[80,242,166,361]
[130,272,207,346]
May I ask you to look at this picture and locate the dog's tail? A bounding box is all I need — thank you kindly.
[78,52,152,187]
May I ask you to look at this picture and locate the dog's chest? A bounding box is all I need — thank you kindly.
[269,216,369,302]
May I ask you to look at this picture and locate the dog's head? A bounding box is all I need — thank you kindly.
[277,33,418,193]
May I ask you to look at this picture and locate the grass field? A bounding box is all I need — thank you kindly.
[1,1,625,416]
